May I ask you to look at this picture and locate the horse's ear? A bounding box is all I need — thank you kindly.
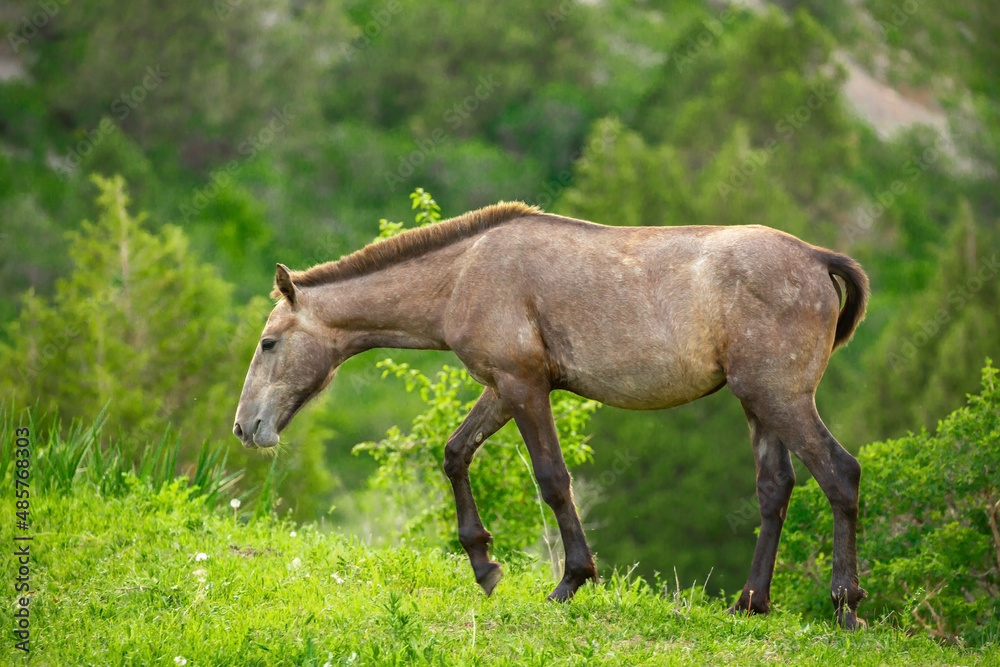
[275,263,298,306]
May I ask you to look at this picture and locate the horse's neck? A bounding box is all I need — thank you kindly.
[311,246,463,353]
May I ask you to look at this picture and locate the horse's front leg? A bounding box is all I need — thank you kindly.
[497,375,598,601]
[443,387,511,595]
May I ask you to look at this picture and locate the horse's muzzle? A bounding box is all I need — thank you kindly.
[233,419,261,448]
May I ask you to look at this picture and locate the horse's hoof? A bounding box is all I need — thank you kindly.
[838,610,867,631]
[726,604,764,617]
[546,582,577,602]
[476,563,503,596]
[727,593,770,616]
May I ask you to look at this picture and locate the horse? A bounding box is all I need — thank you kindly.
[233,202,870,628]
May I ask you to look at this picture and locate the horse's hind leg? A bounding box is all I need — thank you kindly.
[443,387,511,595]
[730,406,795,616]
[753,395,867,628]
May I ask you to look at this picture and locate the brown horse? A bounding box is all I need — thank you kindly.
[233,202,870,628]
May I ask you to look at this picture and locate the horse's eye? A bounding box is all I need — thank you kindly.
[261,339,277,351]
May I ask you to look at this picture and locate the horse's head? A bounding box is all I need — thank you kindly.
[233,264,338,448]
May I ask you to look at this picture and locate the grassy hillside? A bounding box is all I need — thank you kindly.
[2,1,999,661]
[3,0,998,602]
[5,478,995,666]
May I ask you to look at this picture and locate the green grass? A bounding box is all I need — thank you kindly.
[5,478,997,666]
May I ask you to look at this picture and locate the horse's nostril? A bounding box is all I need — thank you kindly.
[233,422,244,439]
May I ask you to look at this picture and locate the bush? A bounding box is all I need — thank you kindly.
[775,361,1000,645]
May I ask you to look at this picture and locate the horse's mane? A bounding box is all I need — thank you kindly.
[273,201,540,294]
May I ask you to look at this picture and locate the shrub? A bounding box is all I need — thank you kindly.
[775,361,1000,645]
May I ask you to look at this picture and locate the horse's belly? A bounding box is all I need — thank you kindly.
[559,342,724,410]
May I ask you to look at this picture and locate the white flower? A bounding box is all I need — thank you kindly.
[230,498,241,510]
[331,573,345,584]
[174,657,187,665]
[195,552,208,562]
[289,531,297,537]
[289,557,302,570]
[193,568,208,582]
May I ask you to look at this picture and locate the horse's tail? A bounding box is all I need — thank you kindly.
[815,248,870,351]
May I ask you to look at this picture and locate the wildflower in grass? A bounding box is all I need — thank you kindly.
[174,656,187,665]
[289,557,302,570]
[193,568,208,582]
[195,552,208,562]
[332,573,345,584]
[230,498,241,509]
[289,530,297,537]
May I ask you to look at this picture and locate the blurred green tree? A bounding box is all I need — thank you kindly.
[0,174,334,516]
[12,0,351,159]
[2,174,247,444]
[850,201,1000,442]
